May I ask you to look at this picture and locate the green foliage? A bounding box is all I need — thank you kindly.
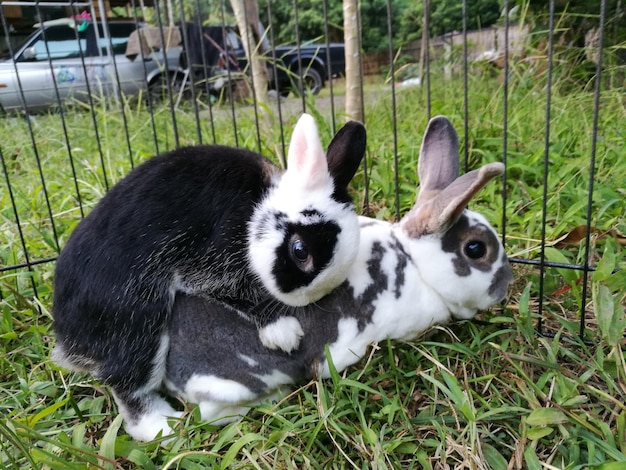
[425,0,502,37]
[521,0,626,90]
[259,0,502,52]
[523,0,626,47]
[259,0,407,52]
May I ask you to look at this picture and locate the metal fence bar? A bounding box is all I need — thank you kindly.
[220,0,239,147]
[501,0,510,247]
[321,0,336,135]
[264,1,286,164]
[536,0,556,336]
[580,0,608,338]
[0,146,39,299]
[461,0,469,174]
[385,0,400,222]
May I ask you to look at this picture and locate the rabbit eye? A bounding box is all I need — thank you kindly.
[290,237,310,263]
[464,240,486,259]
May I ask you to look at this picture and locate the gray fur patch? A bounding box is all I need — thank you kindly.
[488,253,513,301]
[441,214,499,277]
[387,233,411,298]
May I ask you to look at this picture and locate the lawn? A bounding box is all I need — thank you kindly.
[1,62,625,468]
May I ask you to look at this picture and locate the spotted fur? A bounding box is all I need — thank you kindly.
[160,116,514,438]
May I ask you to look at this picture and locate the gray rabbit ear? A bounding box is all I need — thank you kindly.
[402,116,504,237]
[325,121,366,188]
[416,116,460,206]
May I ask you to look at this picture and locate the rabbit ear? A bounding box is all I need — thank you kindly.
[416,116,460,206]
[325,121,366,188]
[402,116,504,237]
[286,114,330,190]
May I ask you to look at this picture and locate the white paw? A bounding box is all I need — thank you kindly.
[258,316,304,353]
[123,400,182,442]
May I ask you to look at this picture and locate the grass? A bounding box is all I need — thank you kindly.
[1,56,625,468]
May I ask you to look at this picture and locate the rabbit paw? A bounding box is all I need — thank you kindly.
[123,399,183,443]
[258,316,304,353]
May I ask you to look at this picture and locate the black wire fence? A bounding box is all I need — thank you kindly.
[0,0,624,341]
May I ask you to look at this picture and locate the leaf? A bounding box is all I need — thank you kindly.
[527,426,554,440]
[220,432,265,469]
[441,370,475,422]
[544,247,580,286]
[526,408,568,426]
[395,442,419,454]
[618,410,626,454]
[593,282,626,346]
[115,441,156,470]
[26,398,69,427]
[593,243,617,283]
[552,225,626,248]
[552,224,589,247]
[524,446,543,470]
[99,414,123,470]
[591,463,626,470]
[481,443,508,470]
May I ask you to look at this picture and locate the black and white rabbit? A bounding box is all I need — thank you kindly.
[163,116,514,435]
[51,114,366,441]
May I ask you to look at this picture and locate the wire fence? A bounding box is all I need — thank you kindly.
[0,0,623,341]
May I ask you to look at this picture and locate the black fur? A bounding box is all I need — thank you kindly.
[52,120,367,431]
[53,146,274,389]
[272,220,342,291]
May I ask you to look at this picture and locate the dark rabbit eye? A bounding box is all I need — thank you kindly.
[291,237,309,263]
[464,240,486,259]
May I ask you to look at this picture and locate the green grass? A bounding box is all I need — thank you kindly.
[1,60,625,468]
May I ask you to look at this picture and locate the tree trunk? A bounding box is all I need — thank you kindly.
[230,0,276,160]
[230,0,269,110]
[343,0,362,122]
[164,0,174,27]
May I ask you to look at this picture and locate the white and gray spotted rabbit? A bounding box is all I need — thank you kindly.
[51,114,366,441]
[162,116,513,435]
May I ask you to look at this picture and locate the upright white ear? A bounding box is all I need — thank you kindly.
[285,114,330,190]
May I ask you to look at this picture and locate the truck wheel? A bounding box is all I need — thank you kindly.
[148,72,186,103]
[292,67,324,96]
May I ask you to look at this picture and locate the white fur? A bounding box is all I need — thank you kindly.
[196,390,287,425]
[184,374,257,403]
[114,392,181,442]
[412,212,505,317]
[248,187,360,306]
[238,354,259,367]
[248,113,361,308]
[314,211,510,376]
[259,316,304,352]
[254,369,294,390]
[182,374,264,424]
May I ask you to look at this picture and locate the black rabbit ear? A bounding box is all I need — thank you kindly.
[325,121,366,188]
